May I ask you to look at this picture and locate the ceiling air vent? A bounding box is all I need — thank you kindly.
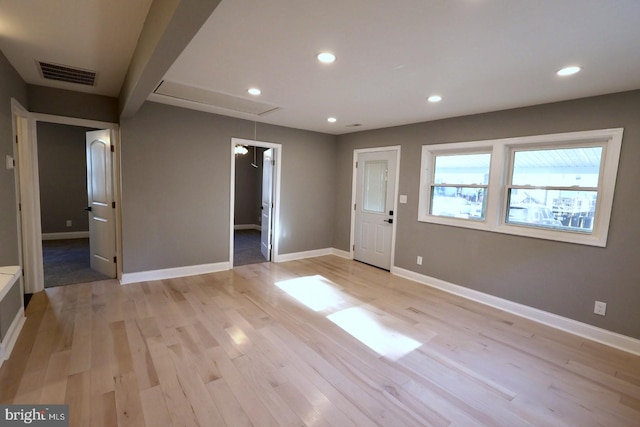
[38,61,96,86]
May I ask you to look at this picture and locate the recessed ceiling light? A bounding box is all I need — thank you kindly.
[327,117,337,123]
[248,87,261,96]
[317,52,336,64]
[557,66,581,76]
[427,95,442,103]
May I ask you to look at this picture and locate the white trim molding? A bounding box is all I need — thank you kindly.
[120,262,231,285]
[391,266,640,356]
[331,248,352,259]
[120,249,349,285]
[42,231,90,240]
[0,265,25,367]
[234,224,261,231]
[274,248,334,263]
[0,308,26,367]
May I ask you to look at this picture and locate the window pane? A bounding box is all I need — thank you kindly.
[363,160,387,213]
[434,153,490,185]
[506,188,597,232]
[512,147,602,187]
[430,186,487,220]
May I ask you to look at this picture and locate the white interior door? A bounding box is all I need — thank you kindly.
[261,148,274,260]
[86,130,116,277]
[354,149,398,270]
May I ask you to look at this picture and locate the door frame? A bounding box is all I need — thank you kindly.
[350,145,401,269]
[11,100,122,293]
[229,137,282,267]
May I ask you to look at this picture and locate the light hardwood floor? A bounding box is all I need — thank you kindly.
[1,256,639,426]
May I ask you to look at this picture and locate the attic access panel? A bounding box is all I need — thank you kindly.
[154,80,279,116]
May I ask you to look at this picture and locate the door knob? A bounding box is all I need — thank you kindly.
[84,206,92,212]
[383,218,393,224]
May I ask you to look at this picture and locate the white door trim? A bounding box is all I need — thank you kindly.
[11,105,121,293]
[350,145,401,269]
[229,137,282,266]
[11,99,35,293]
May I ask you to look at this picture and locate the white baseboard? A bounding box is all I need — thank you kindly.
[275,248,335,263]
[392,266,640,356]
[0,308,26,367]
[331,248,352,259]
[234,224,261,231]
[120,261,231,285]
[120,247,347,285]
[42,231,89,240]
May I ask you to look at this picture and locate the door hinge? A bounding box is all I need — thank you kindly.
[110,145,114,153]
[15,135,18,144]
[355,161,358,168]
[112,201,116,208]
[354,203,356,210]
[352,244,355,251]
[113,256,117,264]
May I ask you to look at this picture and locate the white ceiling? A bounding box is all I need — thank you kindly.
[2,1,640,135]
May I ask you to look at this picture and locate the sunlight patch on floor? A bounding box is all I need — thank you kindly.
[327,306,422,360]
[275,275,349,312]
[275,275,423,360]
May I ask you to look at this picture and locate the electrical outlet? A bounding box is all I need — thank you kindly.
[417,256,423,265]
[66,220,72,227]
[594,301,607,316]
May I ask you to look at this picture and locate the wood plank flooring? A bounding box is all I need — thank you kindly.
[1,256,639,426]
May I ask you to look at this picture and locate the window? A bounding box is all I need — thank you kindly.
[430,153,490,221]
[363,160,388,213]
[419,128,623,247]
[506,146,601,232]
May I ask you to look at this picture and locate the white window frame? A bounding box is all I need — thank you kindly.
[418,128,623,247]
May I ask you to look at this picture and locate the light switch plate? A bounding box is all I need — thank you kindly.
[399,195,408,204]
[6,155,14,170]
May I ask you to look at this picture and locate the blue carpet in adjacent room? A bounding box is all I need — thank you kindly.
[234,229,267,266]
[42,238,111,288]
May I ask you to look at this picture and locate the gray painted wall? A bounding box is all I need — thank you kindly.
[28,85,119,123]
[37,122,95,234]
[120,102,336,274]
[0,51,27,267]
[335,90,640,339]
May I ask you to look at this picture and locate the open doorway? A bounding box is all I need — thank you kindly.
[12,103,121,295]
[37,122,112,287]
[233,144,266,266]
[230,138,281,267]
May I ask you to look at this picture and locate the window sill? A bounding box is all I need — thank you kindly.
[418,215,608,247]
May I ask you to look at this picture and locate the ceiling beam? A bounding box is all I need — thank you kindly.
[119,0,222,119]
